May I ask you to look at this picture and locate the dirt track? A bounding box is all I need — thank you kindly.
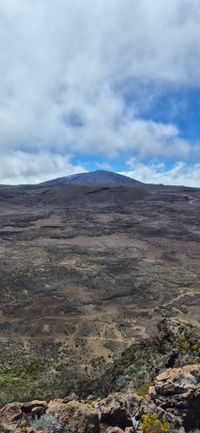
[0,182,200,399]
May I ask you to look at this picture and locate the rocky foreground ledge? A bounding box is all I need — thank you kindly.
[1,364,200,433]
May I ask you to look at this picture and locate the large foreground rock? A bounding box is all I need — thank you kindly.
[150,364,200,431]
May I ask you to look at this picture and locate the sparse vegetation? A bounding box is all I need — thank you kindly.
[0,359,63,404]
[20,418,28,433]
[141,413,170,433]
[31,413,64,433]
[136,382,152,397]
[98,318,200,396]
[0,182,200,406]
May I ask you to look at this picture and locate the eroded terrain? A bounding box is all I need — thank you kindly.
[0,183,200,402]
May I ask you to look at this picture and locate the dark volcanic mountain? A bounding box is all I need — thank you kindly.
[41,169,140,186]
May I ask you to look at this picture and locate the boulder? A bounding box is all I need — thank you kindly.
[150,364,200,431]
[99,393,141,429]
[0,403,22,423]
[22,400,48,413]
[0,400,49,425]
[47,399,100,433]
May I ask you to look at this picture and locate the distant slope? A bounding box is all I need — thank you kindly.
[40,170,140,186]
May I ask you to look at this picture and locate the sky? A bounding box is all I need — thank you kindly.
[0,0,200,186]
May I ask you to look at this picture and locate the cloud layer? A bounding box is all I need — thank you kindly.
[0,152,84,185]
[123,159,200,187]
[0,0,199,184]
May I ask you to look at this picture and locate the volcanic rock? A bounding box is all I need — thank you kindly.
[0,403,22,423]
[47,399,100,433]
[150,364,200,431]
[99,393,142,429]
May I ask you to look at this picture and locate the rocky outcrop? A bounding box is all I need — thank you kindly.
[0,395,178,433]
[150,364,200,431]
[102,318,200,399]
[1,364,200,433]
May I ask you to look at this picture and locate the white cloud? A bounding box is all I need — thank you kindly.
[0,152,85,185]
[95,162,113,171]
[0,0,199,183]
[122,158,200,187]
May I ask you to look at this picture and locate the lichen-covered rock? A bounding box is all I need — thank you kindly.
[150,364,200,431]
[152,364,200,396]
[48,399,100,433]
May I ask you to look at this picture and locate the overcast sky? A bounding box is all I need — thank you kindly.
[0,0,200,185]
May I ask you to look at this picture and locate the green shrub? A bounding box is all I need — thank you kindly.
[141,413,170,433]
[136,382,152,397]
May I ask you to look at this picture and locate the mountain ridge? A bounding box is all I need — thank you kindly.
[40,169,140,186]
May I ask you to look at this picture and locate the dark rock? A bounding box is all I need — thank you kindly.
[99,393,141,429]
[31,405,46,417]
[22,400,48,413]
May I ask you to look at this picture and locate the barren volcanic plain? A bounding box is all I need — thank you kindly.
[0,181,200,402]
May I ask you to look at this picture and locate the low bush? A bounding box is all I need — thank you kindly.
[31,413,64,433]
[141,413,170,433]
